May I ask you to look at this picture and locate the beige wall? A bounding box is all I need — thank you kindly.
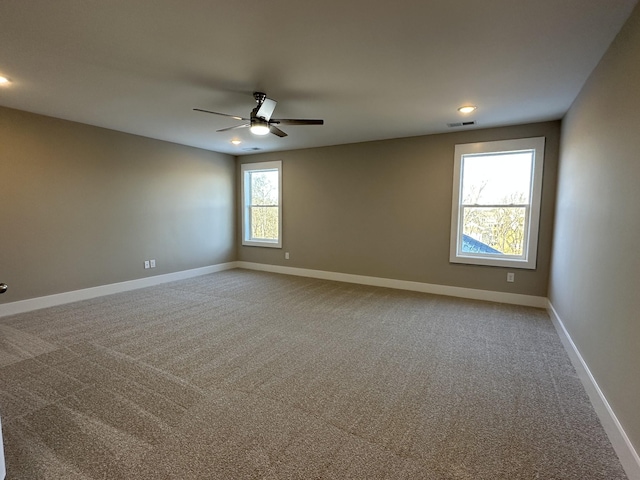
[0,107,236,302]
[238,121,560,297]
[550,3,640,453]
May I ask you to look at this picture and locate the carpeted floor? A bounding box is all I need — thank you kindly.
[0,269,628,479]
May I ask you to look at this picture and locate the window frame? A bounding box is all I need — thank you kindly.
[449,137,545,269]
[241,160,282,248]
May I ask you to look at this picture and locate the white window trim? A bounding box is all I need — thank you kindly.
[241,160,282,248]
[450,137,545,269]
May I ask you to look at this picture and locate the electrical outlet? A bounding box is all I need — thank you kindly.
[507,272,515,283]
[150,259,156,268]
[144,260,150,269]
[285,252,290,260]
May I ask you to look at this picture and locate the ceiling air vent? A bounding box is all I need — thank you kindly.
[447,121,476,128]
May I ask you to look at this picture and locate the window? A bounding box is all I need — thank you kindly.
[450,137,545,269]
[241,161,282,248]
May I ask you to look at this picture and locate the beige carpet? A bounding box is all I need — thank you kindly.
[0,269,628,479]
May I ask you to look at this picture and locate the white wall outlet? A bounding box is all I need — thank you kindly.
[285,252,290,260]
[507,272,515,283]
[144,260,150,269]
[150,259,156,268]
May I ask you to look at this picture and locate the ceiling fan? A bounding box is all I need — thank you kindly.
[194,92,323,138]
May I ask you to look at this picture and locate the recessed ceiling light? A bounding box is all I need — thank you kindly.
[458,105,477,114]
[0,76,11,85]
[231,139,242,145]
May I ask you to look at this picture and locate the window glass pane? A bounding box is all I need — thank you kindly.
[462,206,527,256]
[250,206,279,240]
[250,170,279,205]
[461,152,533,205]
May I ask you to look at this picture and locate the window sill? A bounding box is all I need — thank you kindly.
[450,254,536,270]
[242,240,282,248]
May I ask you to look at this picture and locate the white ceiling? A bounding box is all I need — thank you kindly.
[1,1,637,156]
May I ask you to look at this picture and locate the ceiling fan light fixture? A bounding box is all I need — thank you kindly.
[250,125,270,135]
[250,119,270,135]
[231,139,242,145]
[458,105,477,114]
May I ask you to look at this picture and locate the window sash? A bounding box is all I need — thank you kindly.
[459,205,530,259]
[247,205,280,242]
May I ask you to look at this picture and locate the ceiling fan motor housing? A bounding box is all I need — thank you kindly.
[251,117,269,128]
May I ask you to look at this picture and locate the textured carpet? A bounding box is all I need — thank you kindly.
[0,269,627,479]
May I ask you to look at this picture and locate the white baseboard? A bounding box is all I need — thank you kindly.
[236,262,548,308]
[0,414,5,480]
[0,262,238,318]
[547,301,640,480]
[0,261,546,317]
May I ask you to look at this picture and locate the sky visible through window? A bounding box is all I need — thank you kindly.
[462,151,533,205]
[250,170,279,205]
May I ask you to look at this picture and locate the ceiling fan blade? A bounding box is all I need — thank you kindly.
[271,119,324,126]
[269,125,288,137]
[216,124,250,132]
[256,98,277,120]
[193,108,248,121]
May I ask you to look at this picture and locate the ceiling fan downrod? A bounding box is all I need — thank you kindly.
[253,91,267,105]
